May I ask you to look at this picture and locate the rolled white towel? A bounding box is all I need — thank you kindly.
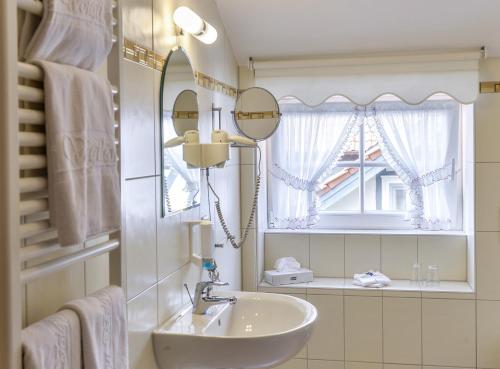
[353,271,391,288]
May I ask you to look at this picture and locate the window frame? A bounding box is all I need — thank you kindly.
[315,119,411,229]
[266,97,471,232]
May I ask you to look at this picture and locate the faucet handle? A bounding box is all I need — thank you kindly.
[208,281,229,287]
[196,280,228,290]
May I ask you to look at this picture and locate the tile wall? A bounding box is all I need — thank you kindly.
[121,1,241,368]
[241,58,500,369]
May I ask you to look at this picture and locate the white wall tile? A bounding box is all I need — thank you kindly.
[476,231,500,300]
[310,235,345,277]
[156,206,187,280]
[273,359,307,369]
[26,247,85,325]
[345,296,383,363]
[476,163,500,231]
[475,93,500,163]
[125,177,158,299]
[422,299,475,367]
[477,300,500,369]
[381,236,417,280]
[241,164,256,230]
[128,285,158,369]
[346,362,383,369]
[121,60,156,179]
[157,270,183,326]
[345,235,380,277]
[309,360,345,369]
[242,228,257,291]
[122,0,153,49]
[84,254,109,295]
[423,367,473,369]
[418,235,467,281]
[383,297,421,365]
[264,233,309,270]
[307,295,344,361]
[384,365,420,369]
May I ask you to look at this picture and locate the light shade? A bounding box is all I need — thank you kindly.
[173,6,218,45]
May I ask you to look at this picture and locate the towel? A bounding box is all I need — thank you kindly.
[38,60,120,247]
[20,0,113,70]
[274,256,301,272]
[22,310,81,369]
[61,286,128,369]
[353,271,391,288]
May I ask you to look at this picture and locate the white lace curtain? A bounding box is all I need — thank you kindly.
[269,100,461,230]
[268,106,360,228]
[368,101,461,230]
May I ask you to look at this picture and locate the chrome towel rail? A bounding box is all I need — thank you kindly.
[21,239,120,283]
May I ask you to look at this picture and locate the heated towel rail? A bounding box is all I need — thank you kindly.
[16,0,123,284]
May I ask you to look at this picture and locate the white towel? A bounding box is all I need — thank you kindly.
[20,0,113,70]
[22,310,81,369]
[61,286,128,369]
[353,271,391,288]
[38,60,120,247]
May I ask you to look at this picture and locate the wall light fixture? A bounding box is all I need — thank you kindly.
[173,6,218,45]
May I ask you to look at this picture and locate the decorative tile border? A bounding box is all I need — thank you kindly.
[123,38,238,97]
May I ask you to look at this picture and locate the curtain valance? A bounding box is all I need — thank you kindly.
[254,50,481,106]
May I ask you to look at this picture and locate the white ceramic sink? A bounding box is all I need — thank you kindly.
[153,291,317,369]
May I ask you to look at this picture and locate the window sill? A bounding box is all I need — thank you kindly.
[264,228,467,236]
[258,278,474,298]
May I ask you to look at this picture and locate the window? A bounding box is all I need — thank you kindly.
[268,95,465,231]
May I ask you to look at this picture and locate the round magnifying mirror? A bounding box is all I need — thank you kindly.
[233,87,281,141]
[172,89,198,136]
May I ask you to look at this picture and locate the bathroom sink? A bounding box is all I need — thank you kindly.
[153,291,317,369]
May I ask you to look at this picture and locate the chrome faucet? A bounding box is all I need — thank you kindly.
[193,281,237,314]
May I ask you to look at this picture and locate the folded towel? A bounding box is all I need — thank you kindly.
[38,61,120,246]
[274,256,301,272]
[353,271,391,288]
[22,310,81,369]
[61,286,128,369]
[21,0,113,70]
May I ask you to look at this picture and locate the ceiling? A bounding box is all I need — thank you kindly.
[214,0,500,65]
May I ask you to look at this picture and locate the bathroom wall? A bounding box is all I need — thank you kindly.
[121,1,240,369]
[241,58,500,369]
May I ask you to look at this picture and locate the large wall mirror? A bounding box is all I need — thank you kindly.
[159,47,201,216]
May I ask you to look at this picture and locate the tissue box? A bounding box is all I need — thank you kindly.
[264,268,313,286]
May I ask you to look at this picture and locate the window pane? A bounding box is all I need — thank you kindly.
[317,167,360,211]
[364,123,383,162]
[363,167,410,212]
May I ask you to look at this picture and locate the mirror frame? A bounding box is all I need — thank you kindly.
[159,46,200,217]
[232,86,281,141]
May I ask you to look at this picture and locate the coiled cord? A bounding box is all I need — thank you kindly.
[208,145,262,249]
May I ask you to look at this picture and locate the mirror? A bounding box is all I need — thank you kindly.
[233,87,281,141]
[172,89,199,136]
[159,47,200,216]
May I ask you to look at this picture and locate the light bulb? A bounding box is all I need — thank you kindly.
[173,6,218,45]
[194,22,217,45]
[173,7,204,35]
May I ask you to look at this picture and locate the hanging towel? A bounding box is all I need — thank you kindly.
[37,60,120,247]
[61,286,128,369]
[353,271,391,288]
[20,0,113,70]
[22,310,81,369]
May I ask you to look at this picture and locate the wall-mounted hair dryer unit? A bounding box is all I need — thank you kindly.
[164,129,256,168]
